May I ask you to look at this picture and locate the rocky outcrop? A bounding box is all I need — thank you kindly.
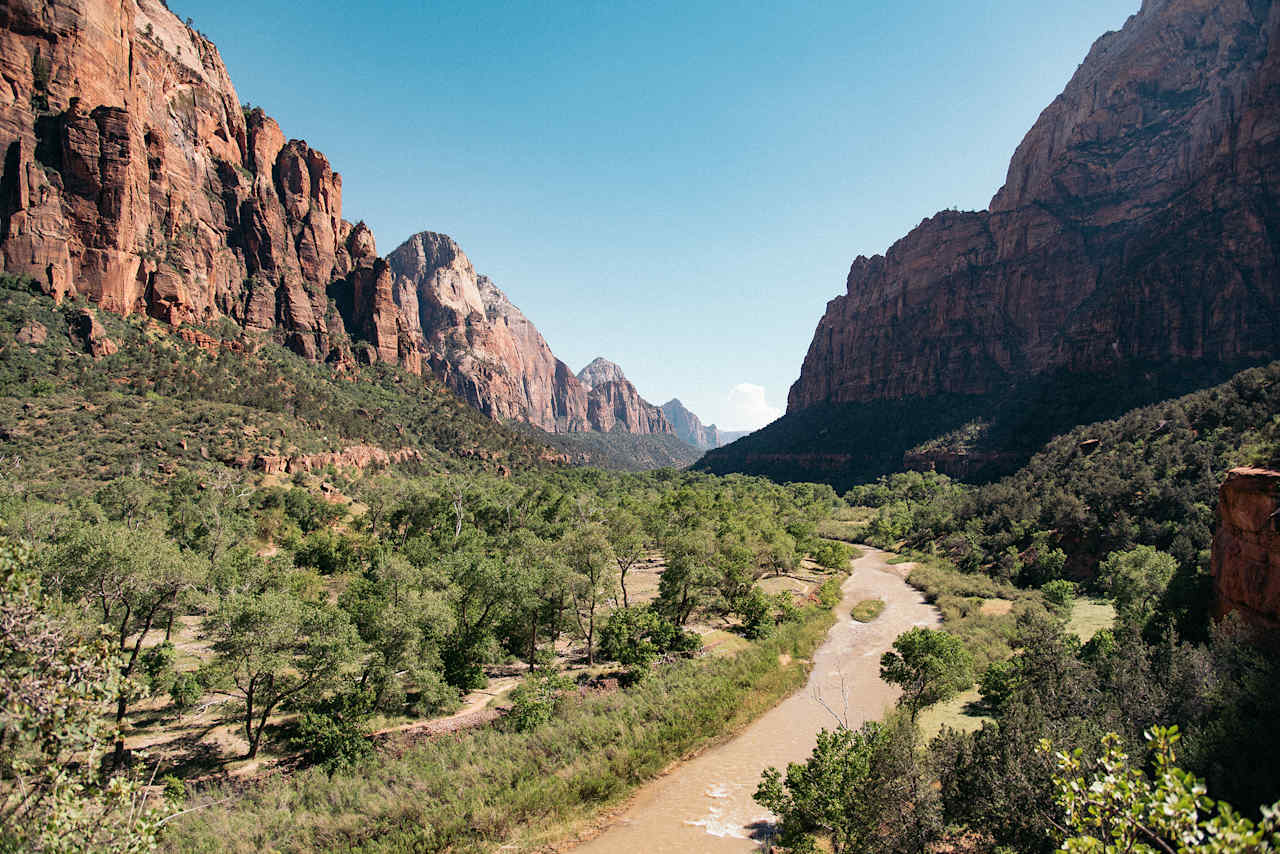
[1212,467,1280,630]
[250,445,423,476]
[68,307,116,357]
[789,0,1280,412]
[660,398,748,451]
[387,231,674,435]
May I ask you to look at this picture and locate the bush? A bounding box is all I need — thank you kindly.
[169,671,203,714]
[506,669,572,732]
[1040,579,1076,620]
[292,690,375,770]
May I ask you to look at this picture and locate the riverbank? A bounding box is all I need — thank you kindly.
[162,575,847,853]
[570,547,939,853]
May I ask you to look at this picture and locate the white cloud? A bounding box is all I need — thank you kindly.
[724,383,782,431]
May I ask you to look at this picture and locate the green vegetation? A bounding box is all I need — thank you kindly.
[164,608,839,852]
[696,360,1266,489]
[850,598,884,622]
[0,279,859,851]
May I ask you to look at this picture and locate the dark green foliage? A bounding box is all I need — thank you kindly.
[292,690,376,770]
[505,669,573,732]
[597,606,700,672]
[755,713,940,854]
[879,627,973,717]
[696,360,1265,489]
[810,538,855,571]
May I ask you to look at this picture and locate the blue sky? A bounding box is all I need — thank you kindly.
[174,0,1139,430]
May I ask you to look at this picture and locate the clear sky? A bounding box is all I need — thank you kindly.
[172,0,1139,431]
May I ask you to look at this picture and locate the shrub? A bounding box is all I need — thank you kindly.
[1041,579,1076,620]
[292,690,375,770]
[506,669,572,733]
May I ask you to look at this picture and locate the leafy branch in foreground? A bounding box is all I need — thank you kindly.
[0,538,173,853]
[1044,725,1280,853]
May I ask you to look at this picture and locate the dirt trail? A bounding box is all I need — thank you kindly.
[571,547,939,853]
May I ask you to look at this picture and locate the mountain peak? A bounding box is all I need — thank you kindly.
[577,358,628,390]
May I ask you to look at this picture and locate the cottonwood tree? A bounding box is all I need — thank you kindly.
[656,527,718,625]
[338,553,455,713]
[205,590,360,758]
[879,627,973,720]
[755,713,940,854]
[51,522,207,765]
[1100,546,1177,632]
[604,507,645,608]
[565,523,616,665]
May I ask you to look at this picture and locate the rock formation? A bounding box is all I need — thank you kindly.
[788,0,1280,412]
[386,232,673,435]
[1212,467,1280,630]
[578,357,627,390]
[660,398,749,451]
[0,0,672,438]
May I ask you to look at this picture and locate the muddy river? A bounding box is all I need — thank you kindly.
[572,547,939,853]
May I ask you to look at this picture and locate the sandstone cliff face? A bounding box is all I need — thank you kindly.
[789,0,1280,411]
[387,231,673,435]
[0,0,372,362]
[1212,467,1280,630]
[0,0,669,438]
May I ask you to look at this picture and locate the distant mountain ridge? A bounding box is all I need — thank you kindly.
[660,399,750,451]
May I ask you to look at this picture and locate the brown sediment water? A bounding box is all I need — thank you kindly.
[571,548,939,853]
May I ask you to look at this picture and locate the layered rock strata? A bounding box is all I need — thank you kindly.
[789,0,1280,411]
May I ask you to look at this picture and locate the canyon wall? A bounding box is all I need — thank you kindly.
[1212,467,1280,630]
[0,0,670,437]
[789,0,1280,412]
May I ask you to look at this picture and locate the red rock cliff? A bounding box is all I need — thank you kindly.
[1212,467,1280,630]
[0,0,668,437]
[789,0,1280,411]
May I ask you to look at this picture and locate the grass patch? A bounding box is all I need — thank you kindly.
[905,558,1047,675]
[886,554,914,565]
[918,688,990,738]
[163,598,841,853]
[851,598,885,622]
[1068,597,1116,641]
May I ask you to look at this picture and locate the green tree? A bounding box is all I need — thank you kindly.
[755,714,939,854]
[50,522,206,765]
[205,590,360,758]
[604,508,646,608]
[597,605,700,673]
[565,523,616,664]
[1099,546,1177,631]
[1041,579,1077,621]
[656,528,718,625]
[879,627,972,719]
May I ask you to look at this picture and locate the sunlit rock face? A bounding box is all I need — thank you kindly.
[0,1,674,435]
[387,234,672,435]
[789,0,1280,412]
